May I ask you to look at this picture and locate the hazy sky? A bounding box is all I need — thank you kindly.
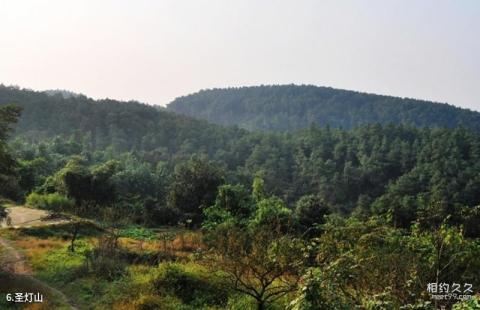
[0,0,479,110]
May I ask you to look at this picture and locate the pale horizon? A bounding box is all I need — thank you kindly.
[1,0,479,110]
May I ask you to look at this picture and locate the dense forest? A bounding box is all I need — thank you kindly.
[1,85,479,309]
[168,85,480,132]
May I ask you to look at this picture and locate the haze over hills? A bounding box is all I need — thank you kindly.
[167,85,480,132]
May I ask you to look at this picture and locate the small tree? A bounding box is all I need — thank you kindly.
[208,226,304,310]
[202,184,253,230]
[55,158,117,251]
[167,156,224,227]
[204,179,304,310]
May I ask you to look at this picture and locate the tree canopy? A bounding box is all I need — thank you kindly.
[168,85,480,132]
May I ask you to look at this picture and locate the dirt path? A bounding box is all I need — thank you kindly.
[0,230,79,309]
[0,237,32,274]
[1,206,70,228]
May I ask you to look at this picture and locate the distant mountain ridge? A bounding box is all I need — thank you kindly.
[167,85,480,132]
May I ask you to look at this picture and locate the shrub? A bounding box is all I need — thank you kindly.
[83,236,127,280]
[26,192,74,212]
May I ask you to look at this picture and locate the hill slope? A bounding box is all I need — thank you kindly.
[0,85,247,154]
[167,85,480,132]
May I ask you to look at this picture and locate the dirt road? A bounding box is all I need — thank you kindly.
[1,206,70,228]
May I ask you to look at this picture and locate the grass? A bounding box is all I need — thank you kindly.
[119,225,157,240]
[17,222,103,239]
[1,223,282,309]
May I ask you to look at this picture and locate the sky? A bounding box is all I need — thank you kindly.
[0,0,479,110]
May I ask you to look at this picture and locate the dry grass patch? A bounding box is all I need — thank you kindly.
[14,237,66,259]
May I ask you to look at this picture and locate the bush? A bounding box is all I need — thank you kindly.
[83,236,127,280]
[26,192,74,212]
[152,263,228,307]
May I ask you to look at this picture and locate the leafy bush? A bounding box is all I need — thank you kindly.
[452,296,480,309]
[84,249,126,280]
[26,192,73,212]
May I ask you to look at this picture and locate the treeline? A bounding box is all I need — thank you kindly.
[167,85,480,132]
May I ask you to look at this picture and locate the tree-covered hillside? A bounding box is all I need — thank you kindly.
[167,85,480,132]
[1,84,480,232]
[0,85,248,154]
[1,85,480,308]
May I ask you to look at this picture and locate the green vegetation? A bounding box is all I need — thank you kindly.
[0,86,479,309]
[168,85,480,132]
[119,225,157,241]
[26,192,74,212]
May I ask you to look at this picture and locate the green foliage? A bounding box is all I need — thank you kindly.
[301,216,480,308]
[452,296,480,309]
[82,235,127,281]
[32,240,91,284]
[205,224,305,310]
[252,175,265,202]
[119,225,157,240]
[152,263,229,307]
[18,221,102,239]
[202,184,253,230]
[294,195,330,236]
[0,103,22,200]
[250,196,292,230]
[3,85,480,234]
[0,104,22,140]
[54,157,117,217]
[289,268,352,310]
[26,192,74,212]
[167,156,224,226]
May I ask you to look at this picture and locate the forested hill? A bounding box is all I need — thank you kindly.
[0,85,247,154]
[1,84,480,235]
[167,85,480,132]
